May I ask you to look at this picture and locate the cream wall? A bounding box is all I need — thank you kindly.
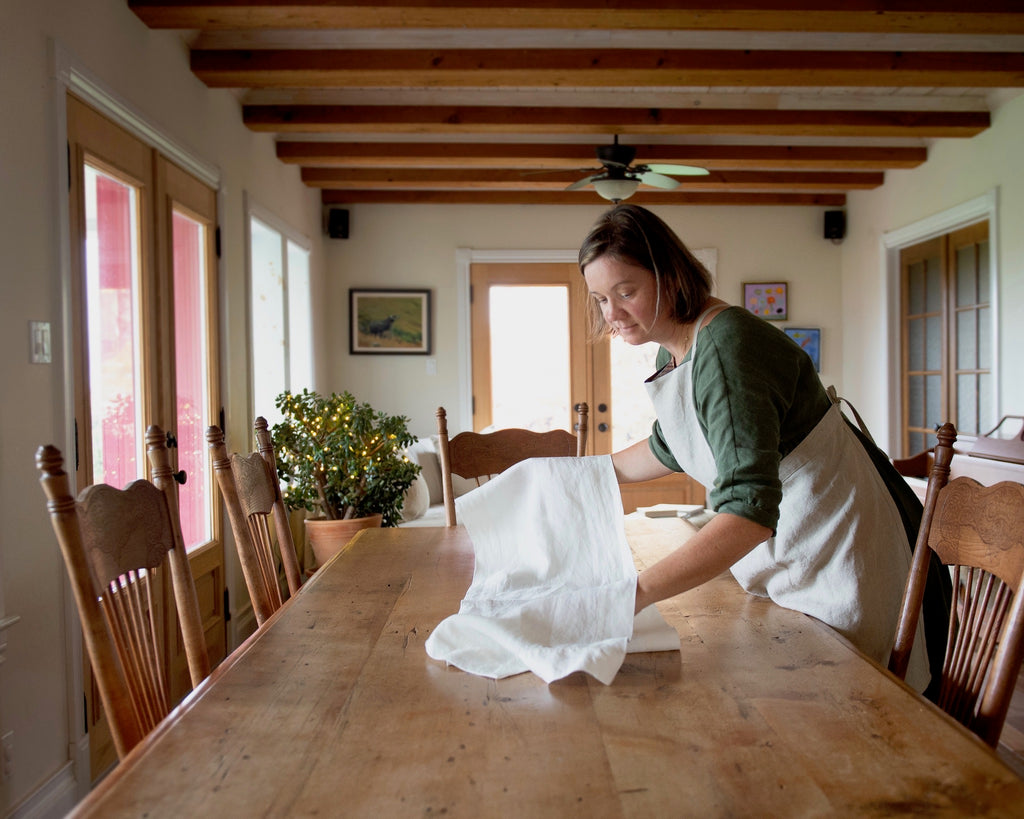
[841,92,1024,451]
[0,1,322,814]
[325,204,845,438]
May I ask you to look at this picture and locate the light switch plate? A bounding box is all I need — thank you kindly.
[29,321,51,364]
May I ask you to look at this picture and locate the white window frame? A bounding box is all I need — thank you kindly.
[245,196,314,427]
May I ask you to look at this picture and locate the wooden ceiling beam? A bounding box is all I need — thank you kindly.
[319,189,847,206]
[245,105,989,138]
[299,167,883,191]
[277,140,927,170]
[129,2,1024,34]
[192,49,1024,89]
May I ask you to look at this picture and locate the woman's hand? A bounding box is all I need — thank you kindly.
[612,439,674,484]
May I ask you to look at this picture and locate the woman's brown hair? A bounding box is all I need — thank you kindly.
[578,204,712,340]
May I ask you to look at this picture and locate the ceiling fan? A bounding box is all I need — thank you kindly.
[567,136,709,202]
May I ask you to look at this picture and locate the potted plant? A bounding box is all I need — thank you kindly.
[271,389,421,567]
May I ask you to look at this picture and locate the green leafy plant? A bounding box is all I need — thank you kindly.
[271,389,420,527]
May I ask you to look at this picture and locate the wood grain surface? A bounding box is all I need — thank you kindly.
[70,522,1024,817]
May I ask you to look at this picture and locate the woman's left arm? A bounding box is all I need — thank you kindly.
[634,512,771,613]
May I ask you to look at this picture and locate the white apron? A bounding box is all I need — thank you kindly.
[645,309,929,691]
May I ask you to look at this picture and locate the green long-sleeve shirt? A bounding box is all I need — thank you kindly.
[647,306,831,531]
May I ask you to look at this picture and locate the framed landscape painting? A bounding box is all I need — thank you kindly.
[350,288,431,354]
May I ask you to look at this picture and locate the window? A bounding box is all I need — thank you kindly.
[172,208,214,549]
[248,209,313,425]
[900,221,993,456]
[82,164,144,488]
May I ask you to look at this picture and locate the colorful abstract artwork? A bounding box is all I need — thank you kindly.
[783,327,821,372]
[743,282,788,321]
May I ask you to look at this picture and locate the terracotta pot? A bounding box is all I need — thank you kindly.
[304,514,382,570]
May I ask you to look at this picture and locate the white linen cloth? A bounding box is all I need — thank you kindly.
[424,455,680,684]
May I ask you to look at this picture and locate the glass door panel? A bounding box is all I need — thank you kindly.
[172,210,212,550]
[609,337,661,451]
[489,285,570,431]
[83,165,144,487]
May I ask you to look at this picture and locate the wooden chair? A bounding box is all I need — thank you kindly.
[436,403,589,527]
[889,422,1024,747]
[36,426,210,760]
[206,417,302,627]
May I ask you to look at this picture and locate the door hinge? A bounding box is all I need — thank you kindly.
[223,588,231,622]
[215,226,222,259]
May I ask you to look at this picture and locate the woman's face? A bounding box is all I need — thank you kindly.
[583,254,666,346]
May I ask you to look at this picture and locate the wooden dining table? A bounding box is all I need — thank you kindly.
[72,519,1024,817]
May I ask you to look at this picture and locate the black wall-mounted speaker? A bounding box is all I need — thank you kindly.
[327,208,350,239]
[824,210,846,241]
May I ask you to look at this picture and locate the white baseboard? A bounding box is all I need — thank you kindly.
[7,760,78,819]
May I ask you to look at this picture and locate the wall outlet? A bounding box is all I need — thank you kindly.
[1,731,12,783]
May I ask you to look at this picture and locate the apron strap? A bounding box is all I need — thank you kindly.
[689,304,729,359]
[826,385,877,446]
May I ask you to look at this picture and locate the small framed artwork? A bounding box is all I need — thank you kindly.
[743,281,788,321]
[349,288,431,355]
[784,327,821,372]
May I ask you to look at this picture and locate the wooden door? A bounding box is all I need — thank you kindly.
[898,221,991,456]
[469,262,703,512]
[67,95,226,778]
[154,155,226,695]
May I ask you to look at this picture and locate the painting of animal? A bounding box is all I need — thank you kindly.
[350,289,431,354]
[368,315,397,338]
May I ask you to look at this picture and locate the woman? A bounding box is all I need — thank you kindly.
[579,204,948,696]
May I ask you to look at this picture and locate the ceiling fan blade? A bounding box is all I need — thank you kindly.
[638,170,681,190]
[645,163,710,177]
[565,173,604,191]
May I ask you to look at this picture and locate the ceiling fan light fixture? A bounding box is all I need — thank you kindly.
[592,177,639,202]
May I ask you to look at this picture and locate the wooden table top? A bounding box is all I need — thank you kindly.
[72,522,1024,817]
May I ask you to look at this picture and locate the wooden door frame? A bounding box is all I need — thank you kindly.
[469,261,593,442]
[883,190,999,455]
[55,51,224,797]
[456,249,580,435]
